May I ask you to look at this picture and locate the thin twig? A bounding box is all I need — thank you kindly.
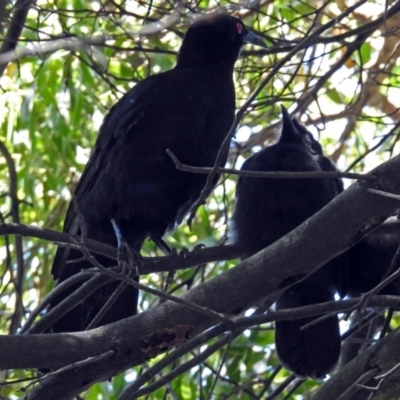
[264,375,297,400]
[167,149,371,181]
[122,330,236,399]
[0,140,25,333]
[206,331,235,400]
[85,280,129,330]
[0,35,107,66]
[121,302,273,399]
[335,369,378,400]
[26,272,116,334]
[368,188,400,201]
[20,271,104,334]
[20,350,116,392]
[119,323,228,399]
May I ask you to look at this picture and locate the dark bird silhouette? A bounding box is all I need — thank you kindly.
[50,14,266,333]
[231,106,346,379]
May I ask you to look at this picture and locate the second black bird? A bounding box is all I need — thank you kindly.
[231,106,346,379]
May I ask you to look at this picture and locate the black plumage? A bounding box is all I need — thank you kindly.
[50,14,266,333]
[231,106,346,379]
[347,231,400,296]
[341,229,400,366]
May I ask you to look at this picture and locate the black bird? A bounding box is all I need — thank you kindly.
[50,14,266,333]
[231,106,346,379]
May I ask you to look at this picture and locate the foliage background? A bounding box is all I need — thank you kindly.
[1,0,399,398]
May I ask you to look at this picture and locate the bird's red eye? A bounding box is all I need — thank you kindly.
[236,22,243,34]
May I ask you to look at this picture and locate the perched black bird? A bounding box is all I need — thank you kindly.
[231,106,346,379]
[50,14,266,333]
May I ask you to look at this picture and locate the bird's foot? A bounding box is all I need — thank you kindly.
[169,247,178,257]
[165,245,205,286]
[193,243,206,251]
[118,240,142,277]
[111,218,141,276]
[150,234,173,256]
[178,247,190,258]
[179,243,205,259]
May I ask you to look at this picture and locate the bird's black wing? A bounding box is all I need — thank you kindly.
[49,68,229,332]
[52,77,152,279]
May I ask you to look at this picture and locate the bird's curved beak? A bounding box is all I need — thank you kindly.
[243,30,268,49]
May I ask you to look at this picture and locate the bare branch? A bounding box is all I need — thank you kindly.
[0,140,25,333]
[0,35,107,66]
[369,188,400,201]
[166,148,372,181]
[0,223,241,274]
[0,0,34,75]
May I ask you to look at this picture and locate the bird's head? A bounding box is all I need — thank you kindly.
[177,14,267,70]
[279,105,323,155]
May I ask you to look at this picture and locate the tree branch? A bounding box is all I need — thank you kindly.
[0,140,25,333]
[0,0,34,76]
[0,223,241,273]
[166,148,372,181]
